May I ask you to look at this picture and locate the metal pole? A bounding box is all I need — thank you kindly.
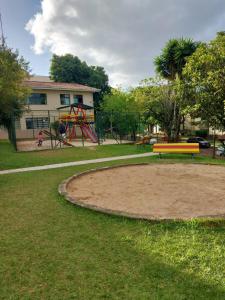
[213,128,216,159]
[81,126,84,147]
[11,112,17,151]
[32,114,35,139]
[48,110,53,150]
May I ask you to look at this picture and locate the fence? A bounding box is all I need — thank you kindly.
[95,111,143,144]
[5,109,145,151]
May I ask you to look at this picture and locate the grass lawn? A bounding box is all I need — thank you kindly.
[0,156,225,299]
[0,140,152,170]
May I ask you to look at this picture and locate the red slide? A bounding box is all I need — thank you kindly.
[80,124,98,143]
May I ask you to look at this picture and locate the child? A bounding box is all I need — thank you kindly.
[37,131,44,147]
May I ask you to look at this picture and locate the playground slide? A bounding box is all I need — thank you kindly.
[80,124,98,143]
[42,130,74,147]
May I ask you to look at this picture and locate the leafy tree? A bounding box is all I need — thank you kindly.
[50,54,110,108]
[0,44,30,144]
[151,38,200,140]
[133,78,192,141]
[183,32,225,131]
[101,89,140,140]
[154,38,200,80]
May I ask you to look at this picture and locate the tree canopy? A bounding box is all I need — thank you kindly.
[0,44,30,139]
[50,54,110,108]
[147,38,200,140]
[183,32,225,130]
[154,38,200,80]
[100,89,141,139]
[132,78,191,141]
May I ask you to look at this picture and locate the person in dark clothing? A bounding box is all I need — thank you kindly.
[58,120,66,139]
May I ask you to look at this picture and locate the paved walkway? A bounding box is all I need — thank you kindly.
[0,152,157,175]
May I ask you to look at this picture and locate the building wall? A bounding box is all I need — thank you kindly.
[26,89,94,111]
[21,89,94,131]
[0,89,95,139]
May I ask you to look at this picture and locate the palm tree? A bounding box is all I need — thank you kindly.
[154,38,200,80]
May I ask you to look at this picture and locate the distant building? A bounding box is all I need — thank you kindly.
[0,76,100,139]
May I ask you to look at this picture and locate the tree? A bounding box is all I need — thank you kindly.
[100,89,140,140]
[133,77,192,141]
[183,32,225,131]
[154,38,200,80]
[152,38,200,140]
[50,54,110,108]
[136,79,176,140]
[0,44,30,145]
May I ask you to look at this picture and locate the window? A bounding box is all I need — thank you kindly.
[73,95,83,104]
[60,94,70,105]
[28,93,47,105]
[26,117,49,129]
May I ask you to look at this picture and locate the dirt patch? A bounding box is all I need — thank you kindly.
[16,139,129,151]
[65,164,225,220]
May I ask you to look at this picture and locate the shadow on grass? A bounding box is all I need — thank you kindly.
[60,200,225,299]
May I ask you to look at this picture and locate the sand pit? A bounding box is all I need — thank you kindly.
[61,164,225,220]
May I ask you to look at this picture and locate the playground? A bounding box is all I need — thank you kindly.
[64,163,225,220]
[10,103,142,151]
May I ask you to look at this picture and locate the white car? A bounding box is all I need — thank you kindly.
[149,138,157,145]
[216,146,225,156]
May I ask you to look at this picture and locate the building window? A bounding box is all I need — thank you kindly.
[60,94,70,105]
[26,117,49,129]
[74,95,83,104]
[28,93,47,105]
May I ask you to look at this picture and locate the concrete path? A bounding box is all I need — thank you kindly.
[0,152,157,175]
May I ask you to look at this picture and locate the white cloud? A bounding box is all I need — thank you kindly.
[26,0,225,86]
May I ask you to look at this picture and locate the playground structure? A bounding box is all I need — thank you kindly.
[27,103,99,150]
[58,103,98,144]
[41,129,74,148]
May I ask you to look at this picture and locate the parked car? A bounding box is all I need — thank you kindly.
[216,146,225,156]
[187,137,211,148]
[149,138,157,145]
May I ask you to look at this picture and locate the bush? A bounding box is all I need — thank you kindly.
[194,129,208,138]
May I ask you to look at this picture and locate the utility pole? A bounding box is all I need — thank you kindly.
[0,12,5,46]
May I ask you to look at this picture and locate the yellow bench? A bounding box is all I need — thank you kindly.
[153,143,200,156]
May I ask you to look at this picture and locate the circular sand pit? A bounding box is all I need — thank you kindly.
[59,164,225,220]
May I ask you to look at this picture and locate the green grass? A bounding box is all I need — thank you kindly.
[0,140,152,170]
[0,157,225,299]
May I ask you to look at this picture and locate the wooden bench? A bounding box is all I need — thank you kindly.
[153,143,200,157]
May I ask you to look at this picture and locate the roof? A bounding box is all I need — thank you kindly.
[24,79,100,93]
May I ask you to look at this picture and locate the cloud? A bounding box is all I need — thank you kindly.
[26,0,225,86]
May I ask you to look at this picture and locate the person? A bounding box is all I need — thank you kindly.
[37,131,44,147]
[58,120,67,139]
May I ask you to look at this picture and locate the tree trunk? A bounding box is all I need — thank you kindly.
[213,129,216,159]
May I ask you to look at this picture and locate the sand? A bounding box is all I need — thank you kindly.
[66,164,225,220]
[16,139,129,151]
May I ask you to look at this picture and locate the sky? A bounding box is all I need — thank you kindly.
[1,0,225,87]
